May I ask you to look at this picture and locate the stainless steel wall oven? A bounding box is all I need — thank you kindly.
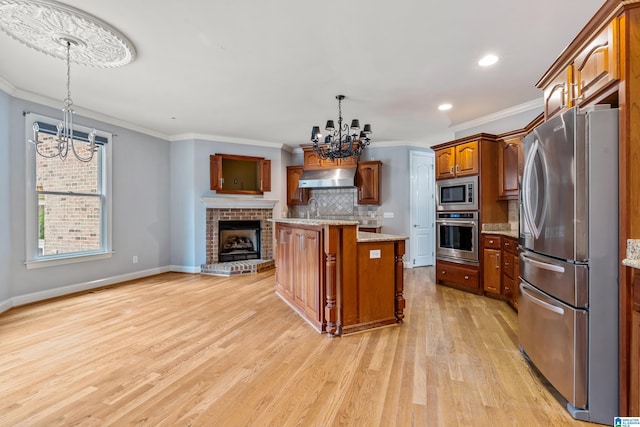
[435,211,478,264]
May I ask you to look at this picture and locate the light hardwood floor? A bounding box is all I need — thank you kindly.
[0,268,592,426]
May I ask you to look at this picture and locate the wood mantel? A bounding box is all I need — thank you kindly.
[271,219,407,336]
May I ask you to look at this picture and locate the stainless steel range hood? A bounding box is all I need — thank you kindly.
[298,167,356,188]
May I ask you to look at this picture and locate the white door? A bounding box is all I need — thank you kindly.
[410,150,435,267]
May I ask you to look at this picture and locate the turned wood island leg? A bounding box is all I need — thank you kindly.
[395,240,406,322]
[324,226,339,337]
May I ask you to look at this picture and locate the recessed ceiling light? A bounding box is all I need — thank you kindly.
[438,103,452,111]
[479,54,499,67]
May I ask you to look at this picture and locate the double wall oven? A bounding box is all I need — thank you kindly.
[436,212,478,264]
[436,176,479,264]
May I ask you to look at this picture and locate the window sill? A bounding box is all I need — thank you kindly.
[25,251,114,270]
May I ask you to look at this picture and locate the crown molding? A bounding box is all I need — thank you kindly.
[170,132,286,150]
[450,98,543,133]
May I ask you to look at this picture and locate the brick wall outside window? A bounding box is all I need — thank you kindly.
[36,134,101,256]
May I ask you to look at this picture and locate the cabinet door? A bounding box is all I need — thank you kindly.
[435,147,456,180]
[210,154,223,191]
[286,166,309,206]
[573,20,619,105]
[543,65,573,120]
[258,159,271,192]
[498,137,520,200]
[483,249,501,294]
[631,310,640,416]
[275,226,294,300]
[300,230,322,323]
[455,141,479,177]
[356,161,381,205]
[512,252,520,309]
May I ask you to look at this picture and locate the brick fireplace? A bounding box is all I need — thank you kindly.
[201,197,278,275]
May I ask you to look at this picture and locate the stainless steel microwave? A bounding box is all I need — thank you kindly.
[436,176,478,211]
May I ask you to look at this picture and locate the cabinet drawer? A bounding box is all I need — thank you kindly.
[502,237,517,254]
[483,235,502,249]
[437,262,479,288]
[502,254,515,279]
[502,274,514,299]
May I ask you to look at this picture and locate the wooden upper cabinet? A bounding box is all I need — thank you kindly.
[435,147,456,179]
[455,141,479,177]
[573,19,619,105]
[286,166,309,206]
[543,65,573,120]
[356,161,381,205]
[302,146,359,169]
[209,154,271,195]
[498,136,521,200]
[435,141,479,180]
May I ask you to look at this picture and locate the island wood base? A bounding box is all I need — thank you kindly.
[273,220,406,337]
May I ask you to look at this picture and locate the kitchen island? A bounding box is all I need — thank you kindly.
[271,218,407,336]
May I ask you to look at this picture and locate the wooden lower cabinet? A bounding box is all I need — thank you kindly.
[275,223,324,330]
[631,310,640,416]
[483,248,501,294]
[481,234,519,306]
[436,259,481,294]
[274,221,406,336]
[631,270,640,416]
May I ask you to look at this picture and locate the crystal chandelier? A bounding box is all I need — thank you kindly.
[310,95,372,160]
[30,39,97,162]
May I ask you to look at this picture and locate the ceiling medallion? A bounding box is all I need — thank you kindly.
[0,0,136,68]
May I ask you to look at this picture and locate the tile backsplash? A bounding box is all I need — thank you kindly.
[287,188,382,226]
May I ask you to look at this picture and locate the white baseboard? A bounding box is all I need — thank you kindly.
[169,265,201,273]
[7,266,172,310]
[0,298,12,314]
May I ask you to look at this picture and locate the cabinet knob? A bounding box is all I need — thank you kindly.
[489,240,494,244]
[464,275,469,280]
[441,270,446,274]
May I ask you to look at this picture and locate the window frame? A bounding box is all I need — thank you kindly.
[24,112,113,269]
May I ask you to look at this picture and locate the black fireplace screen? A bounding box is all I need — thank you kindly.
[218,220,261,262]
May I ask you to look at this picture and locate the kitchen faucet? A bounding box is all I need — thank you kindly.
[307,198,319,219]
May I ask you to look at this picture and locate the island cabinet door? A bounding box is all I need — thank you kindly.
[293,229,323,325]
[275,226,294,300]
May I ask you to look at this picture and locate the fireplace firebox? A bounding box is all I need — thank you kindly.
[218,220,261,262]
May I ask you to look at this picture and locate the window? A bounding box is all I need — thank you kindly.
[25,113,112,269]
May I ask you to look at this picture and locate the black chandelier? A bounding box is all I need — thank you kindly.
[310,95,372,160]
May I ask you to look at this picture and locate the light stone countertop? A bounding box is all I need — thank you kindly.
[622,239,640,270]
[481,230,518,239]
[357,231,408,243]
[481,223,518,239]
[269,218,359,226]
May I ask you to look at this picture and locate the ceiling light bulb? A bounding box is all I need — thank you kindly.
[438,103,452,111]
[479,54,499,67]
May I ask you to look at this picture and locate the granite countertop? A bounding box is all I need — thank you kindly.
[481,229,518,239]
[622,239,640,269]
[269,218,359,226]
[481,223,518,239]
[357,231,408,243]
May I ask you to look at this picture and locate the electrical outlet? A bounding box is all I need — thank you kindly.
[383,212,394,218]
[133,256,138,264]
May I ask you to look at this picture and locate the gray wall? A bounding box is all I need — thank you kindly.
[169,138,287,271]
[3,93,171,306]
[0,90,10,308]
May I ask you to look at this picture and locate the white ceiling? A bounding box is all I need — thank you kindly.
[0,0,606,149]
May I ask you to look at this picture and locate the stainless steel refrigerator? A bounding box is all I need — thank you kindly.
[519,106,619,424]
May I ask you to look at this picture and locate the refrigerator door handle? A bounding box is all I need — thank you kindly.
[520,283,565,315]
[521,139,538,238]
[521,253,565,273]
